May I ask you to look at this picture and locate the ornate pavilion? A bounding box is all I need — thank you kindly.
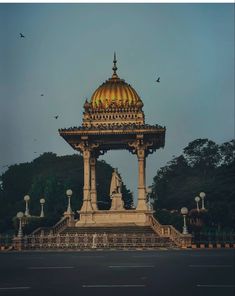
[13,54,192,250]
[59,53,165,226]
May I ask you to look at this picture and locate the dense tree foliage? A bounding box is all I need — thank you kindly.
[0,153,132,233]
[151,139,235,230]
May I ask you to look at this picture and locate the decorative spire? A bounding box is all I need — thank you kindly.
[112,52,118,77]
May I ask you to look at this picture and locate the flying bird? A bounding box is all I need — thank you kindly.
[156,77,160,83]
[54,115,59,119]
[40,94,44,97]
[20,33,25,38]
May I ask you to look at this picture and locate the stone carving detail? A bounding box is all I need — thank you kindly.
[128,139,153,156]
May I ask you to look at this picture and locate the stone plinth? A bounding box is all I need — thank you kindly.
[110,193,124,211]
[76,209,154,226]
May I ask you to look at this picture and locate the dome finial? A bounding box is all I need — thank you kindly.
[112,52,118,77]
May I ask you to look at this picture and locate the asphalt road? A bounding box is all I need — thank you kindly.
[0,249,234,296]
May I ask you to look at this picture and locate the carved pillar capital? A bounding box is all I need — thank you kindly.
[128,139,153,157]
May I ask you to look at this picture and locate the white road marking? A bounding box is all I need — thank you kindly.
[132,255,162,258]
[109,265,154,268]
[197,284,235,288]
[0,287,31,290]
[82,284,146,288]
[28,266,74,270]
[189,265,233,268]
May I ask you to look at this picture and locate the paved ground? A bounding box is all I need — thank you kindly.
[0,249,234,296]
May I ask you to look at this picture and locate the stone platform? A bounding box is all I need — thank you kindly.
[75,209,154,226]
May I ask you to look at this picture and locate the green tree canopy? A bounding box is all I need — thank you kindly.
[0,153,132,233]
[151,139,235,230]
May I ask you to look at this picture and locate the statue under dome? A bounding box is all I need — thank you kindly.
[110,168,124,211]
[110,168,122,196]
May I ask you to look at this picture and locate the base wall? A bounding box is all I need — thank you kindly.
[76,209,154,226]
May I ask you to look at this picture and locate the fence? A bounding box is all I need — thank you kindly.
[12,232,175,250]
[0,234,14,250]
[192,231,235,246]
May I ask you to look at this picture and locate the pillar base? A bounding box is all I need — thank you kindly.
[136,198,148,211]
[80,200,93,212]
[76,211,95,225]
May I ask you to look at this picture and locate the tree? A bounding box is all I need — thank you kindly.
[183,139,220,169]
[0,153,133,233]
[151,138,235,230]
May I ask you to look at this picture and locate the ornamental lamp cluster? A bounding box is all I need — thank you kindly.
[16,189,74,238]
[194,192,206,212]
[23,194,46,218]
[180,192,207,235]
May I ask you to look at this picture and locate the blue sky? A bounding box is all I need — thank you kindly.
[0,4,234,201]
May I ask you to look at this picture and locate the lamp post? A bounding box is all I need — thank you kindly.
[66,189,73,213]
[24,195,30,216]
[16,211,24,238]
[181,207,189,235]
[40,198,45,217]
[195,196,200,212]
[199,192,206,210]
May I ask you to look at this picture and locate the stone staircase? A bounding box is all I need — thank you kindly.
[59,224,177,249]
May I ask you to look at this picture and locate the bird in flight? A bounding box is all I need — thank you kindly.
[156,77,160,83]
[20,33,25,38]
[40,94,44,97]
[54,115,59,119]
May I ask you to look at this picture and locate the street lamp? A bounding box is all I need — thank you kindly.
[24,195,30,216]
[16,211,24,237]
[181,207,189,235]
[195,196,200,212]
[66,189,73,213]
[199,192,206,210]
[40,198,45,217]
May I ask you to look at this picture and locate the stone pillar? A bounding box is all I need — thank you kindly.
[90,156,98,211]
[80,149,93,212]
[137,148,148,210]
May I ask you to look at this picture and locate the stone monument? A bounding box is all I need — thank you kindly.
[110,169,124,211]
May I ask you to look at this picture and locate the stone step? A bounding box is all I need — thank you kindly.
[61,226,156,235]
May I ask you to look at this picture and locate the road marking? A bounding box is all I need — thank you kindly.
[109,265,154,268]
[189,265,233,268]
[74,255,105,258]
[132,255,162,258]
[197,284,235,288]
[28,266,74,270]
[82,284,146,288]
[0,287,31,290]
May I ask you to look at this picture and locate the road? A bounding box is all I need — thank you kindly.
[0,249,234,296]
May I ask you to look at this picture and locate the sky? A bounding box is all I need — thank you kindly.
[0,4,234,203]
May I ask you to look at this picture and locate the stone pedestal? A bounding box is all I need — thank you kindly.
[63,211,75,227]
[75,209,154,226]
[110,193,124,211]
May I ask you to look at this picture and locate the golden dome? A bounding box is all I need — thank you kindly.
[90,54,143,110]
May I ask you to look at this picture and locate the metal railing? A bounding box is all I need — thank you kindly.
[0,234,14,249]
[192,231,235,245]
[13,232,175,250]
